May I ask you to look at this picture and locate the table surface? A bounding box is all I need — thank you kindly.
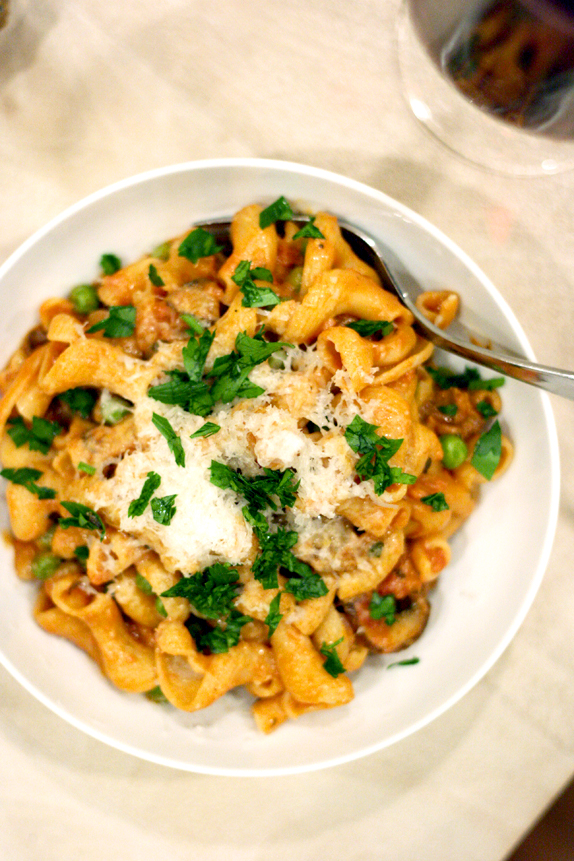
[1,1,573,859]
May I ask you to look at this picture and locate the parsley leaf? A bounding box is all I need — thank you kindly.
[428,365,504,392]
[471,419,502,480]
[420,491,449,512]
[292,217,325,240]
[135,573,153,594]
[74,545,89,564]
[345,319,394,338]
[7,416,61,454]
[148,264,164,287]
[87,305,136,338]
[128,471,162,518]
[199,610,252,654]
[320,638,345,677]
[370,541,384,557]
[438,404,458,417]
[0,467,56,500]
[77,461,96,475]
[59,387,98,419]
[148,373,215,418]
[182,327,215,382]
[152,413,185,467]
[178,227,223,264]
[151,494,177,525]
[209,461,299,517]
[181,314,208,334]
[100,253,122,275]
[476,400,498,418]
[60,501,105,538]
[283,564,328,601]
[161,563,241,619]
[344,415,415,494]
[387,657,420,669]
[232,261,281,308]
[209,330,291,404]
[265,592,283,636]
[252,528,298,589]
[259,196,294,229]
[369,593,396,624]
[189,421,220,439]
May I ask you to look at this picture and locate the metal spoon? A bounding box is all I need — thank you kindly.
[196,216,574,400]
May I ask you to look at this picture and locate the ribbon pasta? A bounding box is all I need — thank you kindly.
[0,201,513,732]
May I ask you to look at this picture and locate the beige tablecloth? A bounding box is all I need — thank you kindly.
[1,1,573,859]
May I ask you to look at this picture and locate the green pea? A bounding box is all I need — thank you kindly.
[37,523,57,551]
[69,283,100,316]
[31,552,61,581]
[440,434,468,469]
[286,265,303,293]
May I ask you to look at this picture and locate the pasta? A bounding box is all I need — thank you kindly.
[0,199,513,732]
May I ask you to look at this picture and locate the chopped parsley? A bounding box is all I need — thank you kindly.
[232,260,282,308]
[145,685,168,703]
[345,319,394,338]
[476,399,498,418]
[182,327,215,382]
[128,471,162,518]
[59,387,98,419]
[155,597,168,617]
[420,492,449,512]
[0,467,55,500]
[77,461,96,475]
[209,330,291,404]
[178,227,223,264]
[148,264,164,287]
[209,461,299,518]
[264,592,283,636]
[7,416,61,454]
[344,415,415,494]
[200,610,252,654]
[181,314,208,334]
[100,253,122,276]
[87,305,136,338]
[370,541,384,557]
[74,545,89,564]
[387,657,420,669]
[161,562,241,619]
[259,196,294,229]
[59,501,105,538]
[369,593,396,624]
[189,421,220,439]
[320,638,345,678]
[292,216,324,240]
[151,413,186,467]
[252,527,303,590]
[438,403,458,417]
[151,494,177,525]
[428,365,504,392]
[471,419,502,481]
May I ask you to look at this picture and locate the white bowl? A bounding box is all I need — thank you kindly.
[0,159,560,776]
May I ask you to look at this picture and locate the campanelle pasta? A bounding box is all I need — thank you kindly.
[0,200,513,732]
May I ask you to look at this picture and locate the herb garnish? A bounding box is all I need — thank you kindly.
[148,264,164,287]
[264,593,283,636]
[0,467,56,500]
[209,330,292,404]
[320,639,345,677]
[59,501,106,538]
[178,227,223,264]
[344,415,415,494]
[369,593,396,624]
[232,260,282,308]
[438,404,458,417]
[77,461,96,475]
[100,253,122,276]
[161,562,241,619]
[7,416,61,454]
[189,422,221,439]
[87,305,136,338]
[151,413,186,467]
[151,494,177,525]
[345,319,394,338]
[428,365,504,391]
[209,461,299,517]
[59,387,98,419]
[128,471,162,518]
[259,196,294,229]
[476,400,498,418]
[292,217,325,240]
[420,492,449,512]
[387,657,420,669]
[471,419,502,480]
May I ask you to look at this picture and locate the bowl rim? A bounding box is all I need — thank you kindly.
[0,157,561,775]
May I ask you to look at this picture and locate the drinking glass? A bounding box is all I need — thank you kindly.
[398,0,574,174]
